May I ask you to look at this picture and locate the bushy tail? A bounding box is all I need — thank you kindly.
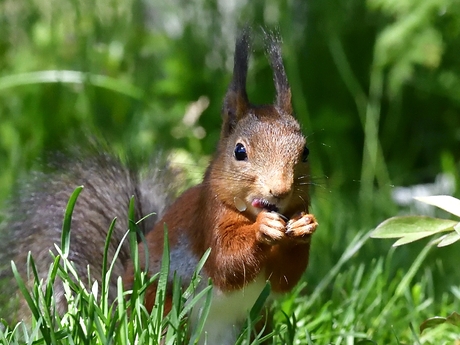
[0,148,175,322]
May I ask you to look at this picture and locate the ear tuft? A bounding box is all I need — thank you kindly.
[263,29,292,116]
[222,27,251,136]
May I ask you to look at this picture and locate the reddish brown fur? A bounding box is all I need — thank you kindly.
[124,106,318,312]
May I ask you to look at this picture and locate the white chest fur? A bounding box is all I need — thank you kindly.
[191,274,268,345]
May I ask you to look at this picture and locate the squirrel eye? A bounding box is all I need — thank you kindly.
[302,146,310,162]
[234,143,248,161]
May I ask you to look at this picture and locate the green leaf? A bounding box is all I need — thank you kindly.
[414,195,460,218]
[391,233,435,247]
[371,216,457,246]
[437,232,460,247]
[446,312,460,326]
[454,222,460,236]
[420,316,448,332]
[420,312,460,333]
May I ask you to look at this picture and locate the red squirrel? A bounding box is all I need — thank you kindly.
[124,29,318,344]
[0,27,317,343]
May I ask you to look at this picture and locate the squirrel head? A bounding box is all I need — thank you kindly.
[208,29,310,219]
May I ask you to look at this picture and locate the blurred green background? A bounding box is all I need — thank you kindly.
[1,0,460,341]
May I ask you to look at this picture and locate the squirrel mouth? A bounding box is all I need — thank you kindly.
[251,198,279,212]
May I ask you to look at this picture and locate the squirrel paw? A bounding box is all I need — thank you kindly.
[256,211,286,245]
[285,212,318,242]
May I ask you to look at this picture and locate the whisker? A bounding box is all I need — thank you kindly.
[297,194,309,212]
[296,175,311,180]
[297,181,327,187]
[296,181,314,186]
[296,175,327,181]
[295,188,310,196]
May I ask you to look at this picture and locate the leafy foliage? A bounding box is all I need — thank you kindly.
[420,311,460,333]
[372,195,460,337]
[372,195,460,246]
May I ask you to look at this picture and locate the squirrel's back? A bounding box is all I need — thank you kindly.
[0,149,175,321]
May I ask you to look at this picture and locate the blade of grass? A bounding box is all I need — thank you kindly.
[116,277,128,345]
[178,285,213,321]
[249,282,271,322]
[373,244,431,327]
[154,225,171,342]
[101,217,117,314]
[305,230,370,310]
[188,279,213,345]
[11,261,50,344]
[182,249,211,301]
[128,196,142,307]
[0,71,144,99]
[409,323,422,345]
[61,186,83,258]
[43,255,61,324]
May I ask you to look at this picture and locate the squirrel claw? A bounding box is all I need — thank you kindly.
[285,213,318,241]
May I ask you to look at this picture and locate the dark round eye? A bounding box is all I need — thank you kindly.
[234,143,247,161]
[302,146,310,162]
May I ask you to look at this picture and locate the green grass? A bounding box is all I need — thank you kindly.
[2,191,214,345]
[1,192,459,344]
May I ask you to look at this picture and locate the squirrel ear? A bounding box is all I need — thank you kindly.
[264,29,293,116]
[222,28,251,136]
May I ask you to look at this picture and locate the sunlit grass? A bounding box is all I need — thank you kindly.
[1,192,459,344]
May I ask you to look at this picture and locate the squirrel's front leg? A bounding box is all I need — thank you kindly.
[256,211,287,244]
[208,210,288,290]
[255,210,318,243]
[286,212,318,240]
[262,212,318,293]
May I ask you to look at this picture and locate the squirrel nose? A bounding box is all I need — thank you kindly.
[269,186,291,200]
[266,172,293,200]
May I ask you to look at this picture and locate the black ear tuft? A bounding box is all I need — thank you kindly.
[263,29,292,116]
[222,27,251,136]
